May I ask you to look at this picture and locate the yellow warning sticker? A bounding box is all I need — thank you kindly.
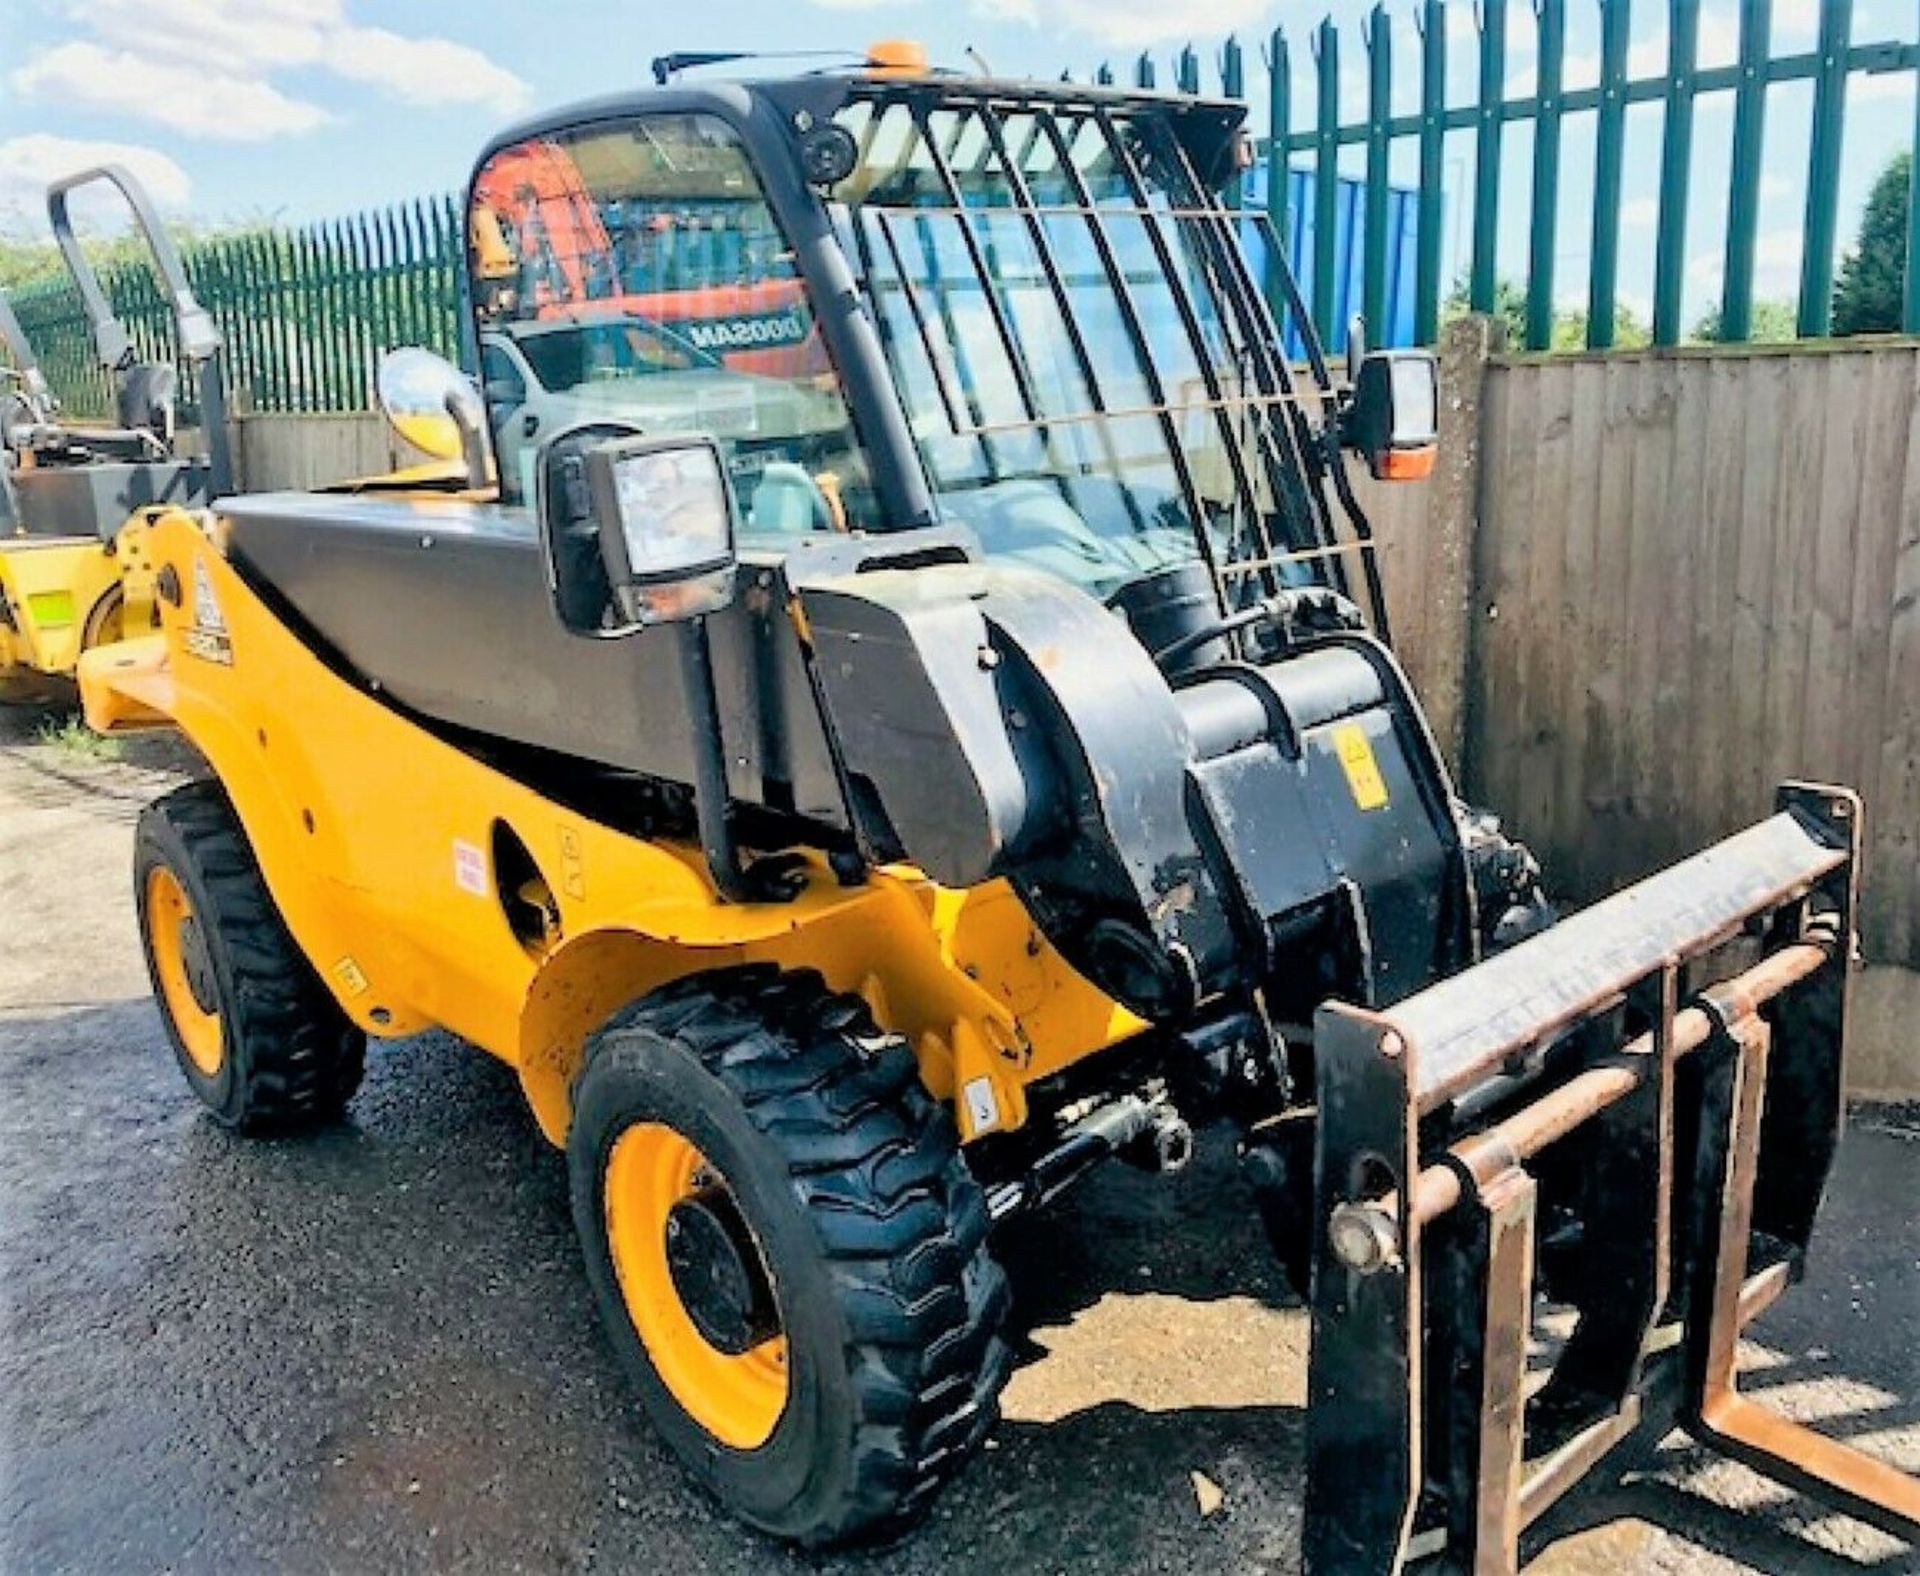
[1332,722,1390,811]
[332,957,370,997]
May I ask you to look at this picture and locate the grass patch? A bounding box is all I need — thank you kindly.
[34,712,122,763]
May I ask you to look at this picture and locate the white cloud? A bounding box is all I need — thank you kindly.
[11,0,528,141]
[1621,196,1660,231]
[13,43,331,142]
[967,0,1272,50]
[1689,227,1803,297]
[322,28,531,111]
[0,133,191,229]
[71,0,339,74]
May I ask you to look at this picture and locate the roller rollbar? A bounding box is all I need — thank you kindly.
[1302,783,1919,1574]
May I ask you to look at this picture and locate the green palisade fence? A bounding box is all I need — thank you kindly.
[10,196,464,421]
[1093,0,1920,351]
[13,3,1920,424]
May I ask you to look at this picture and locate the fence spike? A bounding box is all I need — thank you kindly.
[1222,37,1247,211]
[1416,0,1447,344]
[1364,3,1394,344]
[1470,0,1507,315]
[1908,10,1920,335]
[1653,0,1701,344]
[1313,15,1342,344]
[1268,25,1293,319]
[1221,33,1244,95]
[1526,0,1566,350]
[1587,0,1632,348]
[1721,0,1773,342]
[1797,0,1852,336]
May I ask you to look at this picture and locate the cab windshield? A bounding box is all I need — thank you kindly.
[469,113,884,532]
[468,93,1341,602]
[829,93,1334,603]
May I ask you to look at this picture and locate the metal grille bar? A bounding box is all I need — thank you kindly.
[846,98,1365,612]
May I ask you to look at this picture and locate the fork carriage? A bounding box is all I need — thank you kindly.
[1307,783,1920,1572]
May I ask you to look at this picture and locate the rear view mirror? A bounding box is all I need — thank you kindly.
[376,347,490,487]
[1344,349,1439,482]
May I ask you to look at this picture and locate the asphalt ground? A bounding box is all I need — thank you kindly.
[1,705,1916,1575]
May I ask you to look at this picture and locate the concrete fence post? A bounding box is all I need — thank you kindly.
[1424,312,1501,776]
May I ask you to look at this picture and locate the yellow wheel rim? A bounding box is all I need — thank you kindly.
[145,866,223,1077]
[604,1123,789,1450]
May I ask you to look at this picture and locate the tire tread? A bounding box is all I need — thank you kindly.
[137,780,364,1129]
[586,964,1010,1546]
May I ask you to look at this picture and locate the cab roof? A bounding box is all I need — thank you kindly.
[471,68,1248,203]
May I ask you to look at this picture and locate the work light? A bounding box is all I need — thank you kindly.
[586,434,738,624]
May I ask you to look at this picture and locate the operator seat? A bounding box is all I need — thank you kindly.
[1,389,30,456]
[115,363,179,446]
[0,451,19,530]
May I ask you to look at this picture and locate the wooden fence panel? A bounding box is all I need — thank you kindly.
[230,413,409,493]
[1456,341,1920,969]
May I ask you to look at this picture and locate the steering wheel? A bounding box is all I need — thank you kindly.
[748,461,844,535]
[962,483,1114,568]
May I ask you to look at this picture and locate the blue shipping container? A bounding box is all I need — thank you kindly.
[1239,162,1424,358]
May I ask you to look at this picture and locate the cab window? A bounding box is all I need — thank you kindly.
[479,342,526,407]
[468,112,881,537]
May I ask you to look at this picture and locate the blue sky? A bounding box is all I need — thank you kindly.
[2,0,1913,333]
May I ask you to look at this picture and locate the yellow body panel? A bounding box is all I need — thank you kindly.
[1,515,161,694]
[82,510,1147,1145]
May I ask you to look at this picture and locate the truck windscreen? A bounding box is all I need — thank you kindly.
[829,93,1339,606]
[468,113,886,528]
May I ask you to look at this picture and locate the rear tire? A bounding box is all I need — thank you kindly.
[569,965,1011,1547]
[134,780,365,1130]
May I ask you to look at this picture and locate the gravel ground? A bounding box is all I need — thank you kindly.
[1,705,1915,1575]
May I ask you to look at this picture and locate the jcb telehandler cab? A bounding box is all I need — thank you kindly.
[0,165,230,698]
[83,48,1916,1569]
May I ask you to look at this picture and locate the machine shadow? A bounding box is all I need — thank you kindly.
[991,1123,1303,1333]
[1526,1458,1919,1573]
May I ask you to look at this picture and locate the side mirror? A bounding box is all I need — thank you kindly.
[539,429,737,634]
[1343,348,1439,482]
[376,348,490,488]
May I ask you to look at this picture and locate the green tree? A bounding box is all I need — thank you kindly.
[1442,277,1649,350]
[1442,277,1527,345]
[1690,298,1798,344]
[0,236,67,293]
[1831,150,1911,336]
[0,221,220,294]
[1547,301,1651,351]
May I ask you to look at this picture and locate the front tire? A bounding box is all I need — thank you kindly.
[569,966,1011,1547]
[134,781,365,1129]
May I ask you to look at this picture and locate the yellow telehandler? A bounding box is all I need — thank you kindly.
[1,166,231,700]
[83,46,1916,1568]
